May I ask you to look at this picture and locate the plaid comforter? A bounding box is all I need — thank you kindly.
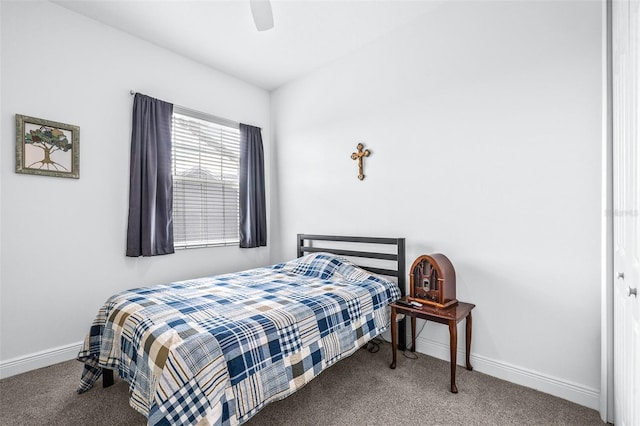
[77,253,401,426]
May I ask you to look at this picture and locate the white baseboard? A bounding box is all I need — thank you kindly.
[0,341,83,379]
[0,336,600,412]
[415,336,600,410]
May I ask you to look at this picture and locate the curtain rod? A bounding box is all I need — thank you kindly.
[129,90,240,129]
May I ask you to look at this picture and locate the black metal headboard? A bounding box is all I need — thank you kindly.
[297,234,407,350]
[297,234,406,296]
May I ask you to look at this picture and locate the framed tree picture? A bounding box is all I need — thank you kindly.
[15,114,80,179]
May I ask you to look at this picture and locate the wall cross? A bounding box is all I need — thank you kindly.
[351,143,370,181]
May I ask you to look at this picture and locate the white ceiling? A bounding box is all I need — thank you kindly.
[53,0,442,91]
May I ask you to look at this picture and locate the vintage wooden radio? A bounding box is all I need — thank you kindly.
[409,254,457,308]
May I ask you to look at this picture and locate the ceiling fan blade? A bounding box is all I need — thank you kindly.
[249,0,274,31]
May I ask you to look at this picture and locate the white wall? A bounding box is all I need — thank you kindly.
[271,1,602,408]
[0,1,271,371]
[0,1,4,372]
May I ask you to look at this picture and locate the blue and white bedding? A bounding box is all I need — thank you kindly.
[77,253,401,426]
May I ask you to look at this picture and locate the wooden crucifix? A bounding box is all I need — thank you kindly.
[351,143,370,181]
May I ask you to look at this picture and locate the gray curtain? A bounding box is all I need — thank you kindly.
[126,93,174,257]
[239,123,267,248]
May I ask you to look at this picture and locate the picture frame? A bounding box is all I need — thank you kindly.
[15,114,80,179]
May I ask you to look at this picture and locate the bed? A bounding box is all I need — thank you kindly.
[77,234,406,426]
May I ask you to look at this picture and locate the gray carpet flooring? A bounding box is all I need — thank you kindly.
[0,342,603,425]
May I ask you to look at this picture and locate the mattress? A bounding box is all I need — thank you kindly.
[77,252,401,425]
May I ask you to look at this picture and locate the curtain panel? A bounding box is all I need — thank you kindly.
[239,123,267,248]
[126,93,175,257]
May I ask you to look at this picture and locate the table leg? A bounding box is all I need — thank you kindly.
[390,306,397,369]
[466,312,473,371]
[448,320,458,393]
[411,315,416,352]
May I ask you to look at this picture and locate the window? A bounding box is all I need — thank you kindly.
[171,107,240,248]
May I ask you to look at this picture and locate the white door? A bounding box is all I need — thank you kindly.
[612,0,640,425]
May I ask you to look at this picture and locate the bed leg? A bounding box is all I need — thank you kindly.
[102,368,114,388]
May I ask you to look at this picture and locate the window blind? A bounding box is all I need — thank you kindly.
[171,109,240,248]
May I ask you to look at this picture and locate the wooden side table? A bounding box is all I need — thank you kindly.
[389,299,475,393]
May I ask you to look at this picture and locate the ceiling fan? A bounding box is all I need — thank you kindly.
[249,0,274,31]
